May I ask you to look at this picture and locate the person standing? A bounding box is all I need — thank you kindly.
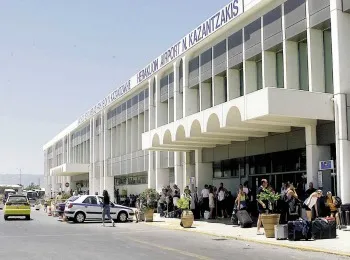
[201,185,210,217]
[256,179,269,235]
[101,190,115,227]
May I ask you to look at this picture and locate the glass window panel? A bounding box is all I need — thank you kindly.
[276,51,284,88]
[323,30,333,94]
[239,69,244,96]
[298,41,309,91]
[213,162,222,178]
[256,60,263,90]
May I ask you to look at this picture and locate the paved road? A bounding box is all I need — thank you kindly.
[0,209,347,260]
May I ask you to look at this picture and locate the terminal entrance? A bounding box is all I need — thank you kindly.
[249,171,306,197]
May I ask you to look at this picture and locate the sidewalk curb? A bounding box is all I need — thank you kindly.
[144,222,350,258]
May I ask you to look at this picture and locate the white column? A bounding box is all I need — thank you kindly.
[331,1,350,203]
[173,61,183,120]
[155,151,169,191]
[174,151,183,193]
[283,41,299,90]
[262,51,277,88]
[227,69,240,99]
[148,78,155,130]
[305,125,331,189]
[183,152,195,190]
[213,76,225,105]
[194,149,212,192]
[200,82,211,110]
[148,151,156,189]
[243,61,257,94]
[307,29,325,93]
[183,55,198,116]
[155,74,167,127]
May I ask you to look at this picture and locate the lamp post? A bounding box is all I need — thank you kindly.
[17,168,22,186]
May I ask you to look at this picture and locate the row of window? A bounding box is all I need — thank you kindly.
[107,89,149,120]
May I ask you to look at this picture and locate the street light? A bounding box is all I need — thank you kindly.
[16,168,22,186]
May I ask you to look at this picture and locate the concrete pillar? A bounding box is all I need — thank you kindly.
[243,61,257,94]
[155,151,169,191]
[148,78,155,130]
[305,125,331,189]
[173,61,183,120]
[262,51,277,88]
[227,69,240,99]
[195,149,212,192]
[183,56,198,116]
[183,152,195,190]
[213,76,225,105]
[331,1,350,203]
[307,29,325,93]
[200,82,212,110]
[174,151,183,193]
[155,75,168,127]
[148,151,156,189]
[283,41,299,90]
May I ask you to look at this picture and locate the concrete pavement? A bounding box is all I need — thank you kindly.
[0,209,348,260]
[146,214,350,257]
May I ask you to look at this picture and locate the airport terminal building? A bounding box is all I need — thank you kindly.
[43,0,350,203]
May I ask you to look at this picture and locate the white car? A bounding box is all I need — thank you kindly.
[64,195,134,223]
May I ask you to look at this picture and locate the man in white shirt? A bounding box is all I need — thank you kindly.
[201,185,210,217]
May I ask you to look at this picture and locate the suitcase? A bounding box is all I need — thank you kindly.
[231,209,239,226]
[275,224,288,240]
[340,204,350,226]
[312,218,337,239]
[236,210,253,228]
[288,220,312,241]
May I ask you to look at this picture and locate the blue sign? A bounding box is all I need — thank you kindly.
[319,160,334,171]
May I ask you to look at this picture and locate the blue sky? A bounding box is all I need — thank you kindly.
[0,0,230,175]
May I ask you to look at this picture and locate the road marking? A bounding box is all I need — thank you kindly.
[0,233,89,238]
[128,237,213,260]
[0,229,168,239]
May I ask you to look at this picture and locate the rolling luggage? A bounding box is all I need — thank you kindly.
[312,218,337,239]
[231,209,239,226]
[288,219,312,241]
[340,204,350,226]
[275,224,288,240]
[236,210,253,228]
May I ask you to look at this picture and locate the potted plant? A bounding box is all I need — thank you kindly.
[177,196,194,228]
[257,189,281,238]
[139,188,158,222]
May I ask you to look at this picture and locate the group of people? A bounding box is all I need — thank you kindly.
[255,179,342,235]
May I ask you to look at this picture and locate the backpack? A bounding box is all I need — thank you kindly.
[333,196,342,208]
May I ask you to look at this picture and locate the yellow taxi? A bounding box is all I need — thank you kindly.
[3,194,31,220]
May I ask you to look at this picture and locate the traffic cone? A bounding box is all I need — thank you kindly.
[47,206,52,216]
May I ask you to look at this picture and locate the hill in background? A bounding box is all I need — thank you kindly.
[0,174,44,187]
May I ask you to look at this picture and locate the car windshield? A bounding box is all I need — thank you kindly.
[68,196,79,202]
[7,196,27,203]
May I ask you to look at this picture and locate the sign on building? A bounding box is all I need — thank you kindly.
[319,160,334,171]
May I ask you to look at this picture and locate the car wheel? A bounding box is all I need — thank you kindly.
[25,215,30,220]
[118,211,128,223]
[4,215,8,221]
[74,212,86,223]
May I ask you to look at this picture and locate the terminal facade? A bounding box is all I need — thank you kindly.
[43,0,350,204]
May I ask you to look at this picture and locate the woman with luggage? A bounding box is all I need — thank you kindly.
[285,184,300,221]
[235,185,248,211]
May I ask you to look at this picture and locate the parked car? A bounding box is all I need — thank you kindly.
[64,195,134,223]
